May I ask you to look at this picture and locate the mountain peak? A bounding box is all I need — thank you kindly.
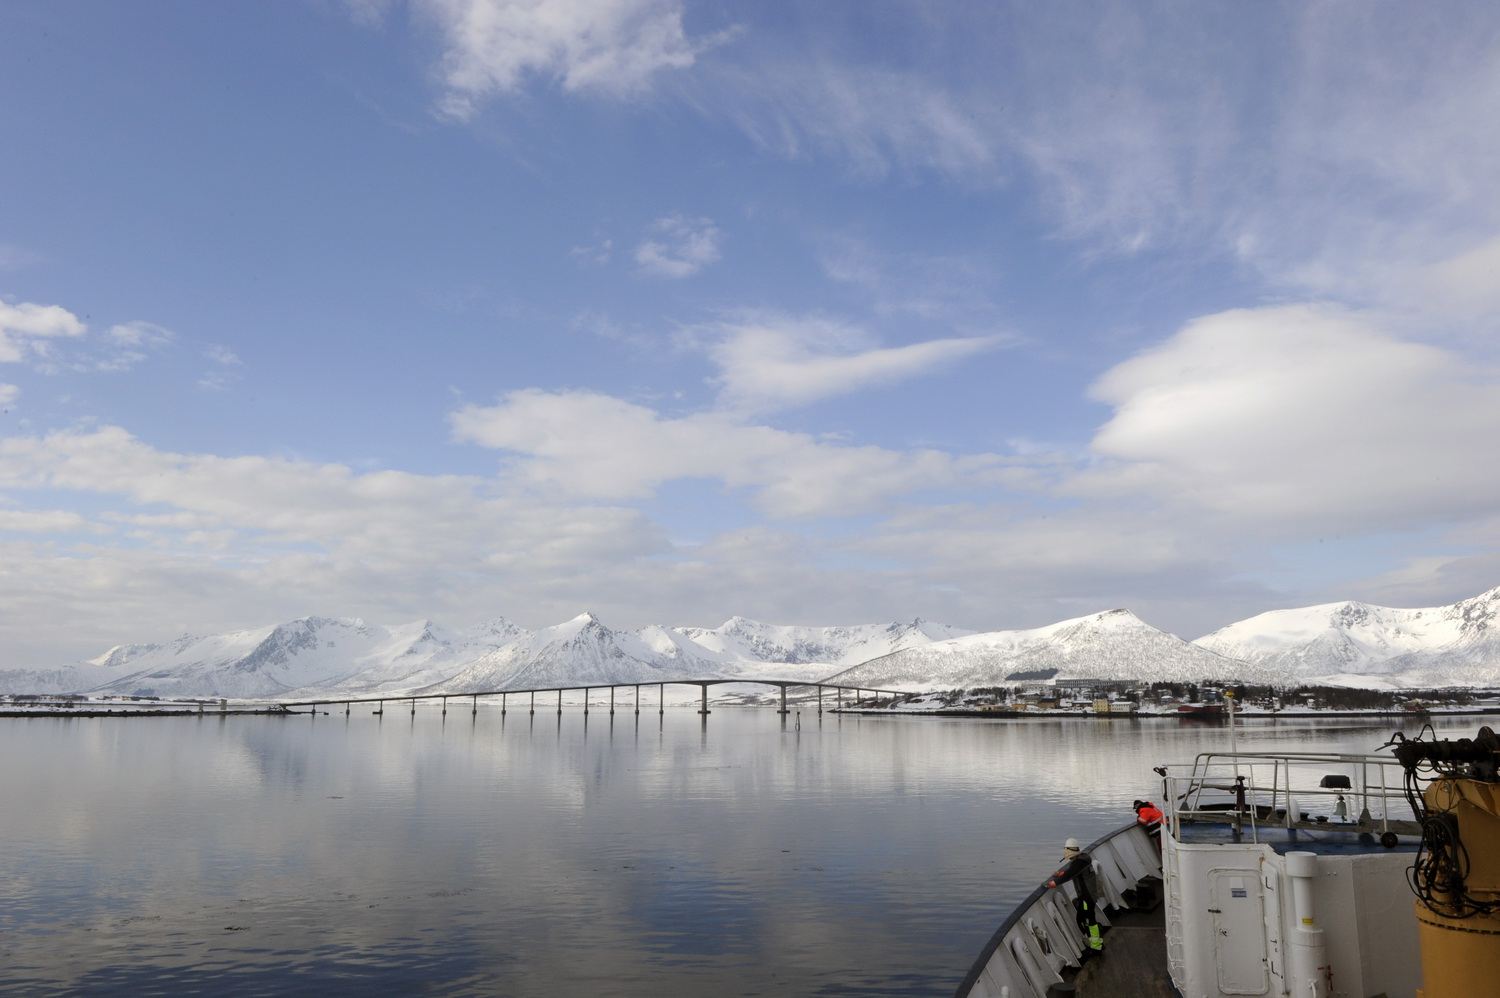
[21,583,1500,701]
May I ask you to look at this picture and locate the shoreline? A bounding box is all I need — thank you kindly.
[829,705,1500,719]
[0,707,306,718]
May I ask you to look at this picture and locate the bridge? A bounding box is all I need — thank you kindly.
[282,679,911,718]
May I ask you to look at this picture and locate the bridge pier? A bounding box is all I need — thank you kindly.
[818,686,823,715]
[634,684,640,715]
[345,702,350,716]
[583,687,590,715]
[529,690,535,716]
[698,684,710,715]
[410,698,416,717]
[441,696,447,716]
[610,687,615,715]
[659,683,664,716]
[778,685,789,716]
[556,689,562,716]
[500,692,505,716]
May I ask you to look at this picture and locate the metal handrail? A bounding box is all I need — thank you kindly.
[1163,750,1420,842]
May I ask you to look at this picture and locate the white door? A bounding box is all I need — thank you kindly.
[1208,869,1270,995]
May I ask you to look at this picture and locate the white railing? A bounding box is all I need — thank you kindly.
[1162,751,1420,844]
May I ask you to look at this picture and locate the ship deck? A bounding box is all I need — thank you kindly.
[1176,818,1420,856]
[1073,903,1174,998]
[1067,822,1419,997]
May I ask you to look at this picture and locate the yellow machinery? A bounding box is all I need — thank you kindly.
[1393,727,1500,998]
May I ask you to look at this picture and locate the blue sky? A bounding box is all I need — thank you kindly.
[4,1,1500,665]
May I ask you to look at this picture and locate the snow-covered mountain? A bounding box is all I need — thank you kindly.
[88,642,162,669]
[675,617,970,669]
[14,586,1500,699]
[824,609,1257,691]
[419,613,724,693]
[1193,586,1500,688]
[0,663,124,696]
[420,614,971,693]
[79,616,526,699]
[3,612,974,698]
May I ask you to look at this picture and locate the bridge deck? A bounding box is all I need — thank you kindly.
[281,679,914,708]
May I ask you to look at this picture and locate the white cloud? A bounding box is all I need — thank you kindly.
[0,245,42,271]
[0,509,99,534]
[198,344,244,391]
[95,321,174,372]
[571,237,612,265]
[704,315,1000,412]
[0,424,680,659]
[420,0,708,119]
[0,303,175,373]
[0,394,1401,666]
[0,384,16,408]
[342,0,397,28]
[450,388,1009,518]
[1083,304,1500,532]
[0,300,86,364]
[633,214,721,278]
[107,321,172,349]
[1416,233,1500,317]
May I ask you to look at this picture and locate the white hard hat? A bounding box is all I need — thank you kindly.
[1064,837,1081,850]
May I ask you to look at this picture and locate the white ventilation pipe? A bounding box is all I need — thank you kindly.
[1285,851,1329,998]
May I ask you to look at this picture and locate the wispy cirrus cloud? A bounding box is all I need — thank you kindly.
[0,244,42,271]
[418,0,715,119]
[986,2,1500,298]
[95,321,174,372]
[198,344,244,391]
[389,0,1500,301]
[633,214,721,278]
[705,59,1000,182]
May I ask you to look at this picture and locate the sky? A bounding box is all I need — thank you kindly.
[3,1,1500,666]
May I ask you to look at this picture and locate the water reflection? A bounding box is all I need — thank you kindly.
[0,711,1481,996]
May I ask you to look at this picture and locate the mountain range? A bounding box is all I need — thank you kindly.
[9,586,1500,698]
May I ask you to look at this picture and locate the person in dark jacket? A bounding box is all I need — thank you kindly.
[1048,837,1103,953]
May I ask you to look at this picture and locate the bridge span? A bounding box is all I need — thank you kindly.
[283,679,912,718]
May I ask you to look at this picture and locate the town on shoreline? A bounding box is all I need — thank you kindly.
[830,680,1500,719]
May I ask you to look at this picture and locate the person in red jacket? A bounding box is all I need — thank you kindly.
[1134,799,1164,850]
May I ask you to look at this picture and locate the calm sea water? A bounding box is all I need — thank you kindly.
[0,707,1482,996]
